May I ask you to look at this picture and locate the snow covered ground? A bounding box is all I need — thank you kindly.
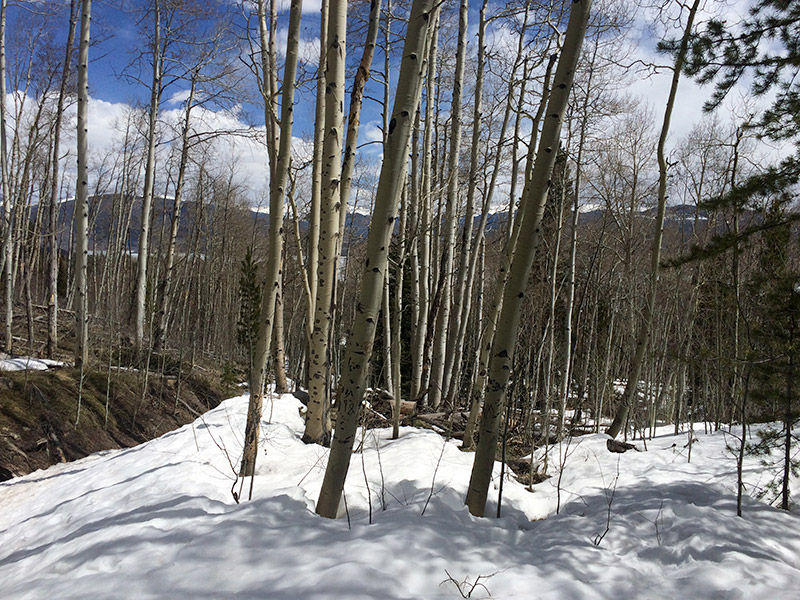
[0,355,64,371]
[2,391,799,599]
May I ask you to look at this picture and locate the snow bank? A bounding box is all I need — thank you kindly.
[1,392,799,599]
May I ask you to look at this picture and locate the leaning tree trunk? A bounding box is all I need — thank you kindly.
[240,0,303,481]
[462,51,557,449]
[73,0,91,370]
[445,0,526,409]
[315,0,438,518]
[465,0,592,517]
[606,0,700,438]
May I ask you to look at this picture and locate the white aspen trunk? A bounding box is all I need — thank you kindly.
[465,0,592,517]
[557,121,590,439]
[539,179,566,444]
[134,0,162,357]
[0,0,11,353]
[303,0,346,445]
[428,0,468,410]
[74,0,91,369]
[416,19,439,406]
[444,0,529,408]
[152,77,195,353]
[273,281,290,393]
[462,52,557,449]
[315,0,437,517]
[240,0,303,480]
[411,19,438,403]
[606,0,700,438]
[390,183,406,415]
[381,271,393,394]
[338,0,380,236]
[46,0,78,358]
[306,0,328,336]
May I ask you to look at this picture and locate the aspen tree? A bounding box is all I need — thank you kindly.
[0,0,11,353]
[74,0,91,370]
[446,1,531,410]
[428,0,468,410]
[412,17,438,405]
[151,75,196,354]
[303,0,347,445]
[315,0,438,518]
[240,0,303,481]
[306,0,328,337]
[133,0,163,357]
[462,51,558,449]
[606,0,700,438]
[465,0,592,517]
[46,0,78,358]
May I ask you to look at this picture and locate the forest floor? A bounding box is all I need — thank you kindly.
[0,356,230,481]
[1,389,799,599]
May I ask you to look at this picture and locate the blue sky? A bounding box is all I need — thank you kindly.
[3,0,774,208]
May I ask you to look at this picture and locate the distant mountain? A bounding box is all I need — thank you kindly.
[31,194,376,255]
[31,197,752,257]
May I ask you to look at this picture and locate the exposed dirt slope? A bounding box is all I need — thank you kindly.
[0,365,229,481]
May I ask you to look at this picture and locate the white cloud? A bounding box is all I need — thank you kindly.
[240,0,322,16]
[275,27,320,65]
[166,89,192,106]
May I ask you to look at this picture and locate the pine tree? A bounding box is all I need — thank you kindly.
[746,201,800,510]
[237,247,262,355]
[683,0,800,200]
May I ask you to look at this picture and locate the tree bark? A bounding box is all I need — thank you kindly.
[428,0,468,410]
[0,0,12,353]
[74,0,91,369]
[303,0,347,445]
[465,0,592,517]
[134,0,163,357]
[315,0,438,518]
[240,0,303,480]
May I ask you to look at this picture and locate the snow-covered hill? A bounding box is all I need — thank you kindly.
[1,392,799,599]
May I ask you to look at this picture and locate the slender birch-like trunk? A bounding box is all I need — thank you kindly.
[462,51,557,449]
[411,17,438,404]
[306,0,328,337]
[606,0,700,438]
[316,0,437,517]
[557,62,594,438]
[428,0,468,410]
[0,0,11,353]
[465,0,592,517]
[152,77,195,353]
[45,0,78,358]
[273,282,290,393]
[134,0,162,357]
[240,0,302,480]
[303,0,346,445]
[74,0,91,369]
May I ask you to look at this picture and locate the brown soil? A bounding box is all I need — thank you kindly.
[0,365,230,481]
